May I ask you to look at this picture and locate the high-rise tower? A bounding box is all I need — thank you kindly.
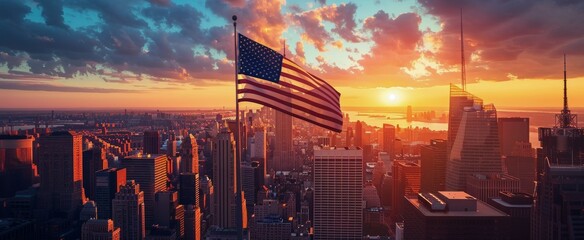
[112,180,146,240]
[273,110,294,171]
[532,56,584,240]
[121,154,167,227]
[212,128,238,228]
[313,148,363,239]
[180,134,199,174]
[37,131,85,219]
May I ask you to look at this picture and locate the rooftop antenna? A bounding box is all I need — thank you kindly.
[557,53,577,128]
[283,40,286,58]
[460,8,467,91]
[563,54,568,113]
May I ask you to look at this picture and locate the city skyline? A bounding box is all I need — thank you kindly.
[1,0,584,109]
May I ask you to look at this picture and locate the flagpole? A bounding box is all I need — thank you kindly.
[232,15,244,239]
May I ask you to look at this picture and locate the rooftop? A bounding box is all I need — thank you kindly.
[407,197,508,217]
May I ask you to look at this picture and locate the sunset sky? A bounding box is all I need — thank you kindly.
[1,0,584,109]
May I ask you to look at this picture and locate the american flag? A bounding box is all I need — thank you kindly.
[237,33,342,132]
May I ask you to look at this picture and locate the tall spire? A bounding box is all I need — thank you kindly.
[557,54,576,128]
[563,54,568,112]
[460,8,466,91]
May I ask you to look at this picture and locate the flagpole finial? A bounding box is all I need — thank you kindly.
[232,15,237,22]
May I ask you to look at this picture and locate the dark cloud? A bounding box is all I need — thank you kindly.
[34,0,67,28]
[418,0,584,81]
[0,80,141,93]
[70,0,148,28]
[0,0,30,23]
[149,0,171,6]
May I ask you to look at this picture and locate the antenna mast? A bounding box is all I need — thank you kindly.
[460,8,466,91]
[563,54,568,112]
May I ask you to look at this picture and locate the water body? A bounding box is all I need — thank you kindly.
[346,107,584,148]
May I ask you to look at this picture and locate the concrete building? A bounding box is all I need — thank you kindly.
[391,160,421,222]
[143,130,160,155]
[383,124,395,158]
[498,118,530,157]
[488,191,532,240]
[184,205,201,240]
[95,168,127,220]
[273,110,295,171]
[154,191,185,239]
[112,180,145,240]
[121,154,167,227]
[180,134,199,173]
[313,148,363,239]
[465,173,521,202]
[212,128,237,228]
[83,146,108,199]
[0,135,33,198]
[179,172,199,206]
[420,139,447,193]
[403,191,510,239]
[37,131,85,219]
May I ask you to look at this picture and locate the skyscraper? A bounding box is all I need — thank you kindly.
[420,139,447,192]
[313,148,363,239]
[121,154,167,227]
[143,130,160,154]
[95,168,127,220]
[112,180,146,240]
[212,128,237,228]
[273,110,295,171]
[391,160,421,222]
[180,134,199,173]
[532,57,584,240]
[83,146,108,199]
[382,124,395,158]
[179,172,199,206]
[355,121,363,148]
[447,84,481,153]
[37,131,85,219]
[498,117,530,157]
[446,90,502,190]
[184,205,201,240]
[81,219,121,240]
[0,135,33,198]
[154,191,185,239]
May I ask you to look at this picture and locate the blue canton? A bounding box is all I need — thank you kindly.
[238,33,283,83]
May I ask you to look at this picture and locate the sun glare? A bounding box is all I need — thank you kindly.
[383,91,401,106]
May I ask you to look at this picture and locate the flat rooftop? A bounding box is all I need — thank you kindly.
[407,198,508,217]
[490,198,531,208]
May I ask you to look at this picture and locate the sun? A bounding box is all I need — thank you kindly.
[383,92,399,105]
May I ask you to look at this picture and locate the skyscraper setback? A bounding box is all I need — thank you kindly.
[113,180,146,240]
[95,168,127,220]
[181,133,199,173]
[446,85,502,191]
[121,154,167,227]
